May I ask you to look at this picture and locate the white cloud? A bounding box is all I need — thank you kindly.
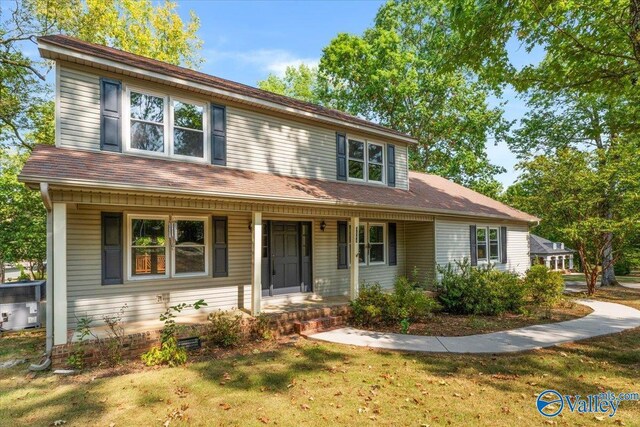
[204,48,318,76]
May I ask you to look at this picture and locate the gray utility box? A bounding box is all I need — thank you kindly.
[0,281,46,331]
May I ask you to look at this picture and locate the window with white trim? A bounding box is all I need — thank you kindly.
[348,139,385,183]
[476,226,500,263]
[128,215,208,279]
[354,222,386,266]
[126,88,207,161]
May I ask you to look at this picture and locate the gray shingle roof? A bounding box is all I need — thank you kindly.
[530,234,575,255]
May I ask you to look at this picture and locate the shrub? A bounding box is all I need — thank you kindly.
[251,313,273,341]
[207,311,243,348]
[524,264,564,308]
[350,277,440,327]
[614,257,631,276]
[141,337,187,367]
[142,299,207,367]
[436,260,526,315]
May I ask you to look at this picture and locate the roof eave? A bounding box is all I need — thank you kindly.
[37,40,418,146]
[19,173,537,224]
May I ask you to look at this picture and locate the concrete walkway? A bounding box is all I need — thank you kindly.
[309,299,640,354]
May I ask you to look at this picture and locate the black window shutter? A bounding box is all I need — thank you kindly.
[387,144,396,187]
[211,104,226,166]
[469,225,478,266]
[500,226,508,264]
[336,132,347,181]
[337,221,348,269]
[100,78,122,152]
[101,212,123,285]
[388,222,397,266]
[213,216,228,277]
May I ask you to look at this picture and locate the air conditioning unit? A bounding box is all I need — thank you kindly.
[0,281,46,331]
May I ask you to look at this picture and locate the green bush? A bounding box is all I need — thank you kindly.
[614,257,631,276]
[436,260,525,315]
[207,311,243,348]
[350,277,440,327]
[524,264,564,307]
[141,337,187,367]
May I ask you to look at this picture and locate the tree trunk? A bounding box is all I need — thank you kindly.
[601,232,619,286]
[0,259,5,284]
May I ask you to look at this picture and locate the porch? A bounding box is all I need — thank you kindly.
[45,189,435,349]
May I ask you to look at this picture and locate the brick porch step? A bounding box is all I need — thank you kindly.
[294,315,346,335]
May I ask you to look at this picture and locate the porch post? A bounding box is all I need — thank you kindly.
[251,211,262,315]
[554,257,558,270]
[545,256,551,269]
[569,255,574,270]
[350,216,359,300]
[52,203,67,346]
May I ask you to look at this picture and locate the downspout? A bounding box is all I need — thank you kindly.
[30,183,53,371]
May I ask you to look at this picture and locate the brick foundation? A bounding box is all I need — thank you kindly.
[51,304,351,369]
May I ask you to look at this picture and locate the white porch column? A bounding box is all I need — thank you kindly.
[545,256,551,269]
[554,257,558,271]
[251,211,262,315]
[569,255,574,270]
[52,203,67,346]
[349,216,359,300]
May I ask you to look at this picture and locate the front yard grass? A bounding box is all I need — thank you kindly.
[1,287,639,426]
[563,273,640,284]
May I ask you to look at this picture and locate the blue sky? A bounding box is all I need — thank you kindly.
[180,1,540,186]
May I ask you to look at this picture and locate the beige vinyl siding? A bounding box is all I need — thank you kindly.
[434,218,530,276]
[58,67,101,150]
[56,64,411,190]
[312,220,349,296]
[66,206,252,328]
[66,208,412,326]
[405,222,435,285]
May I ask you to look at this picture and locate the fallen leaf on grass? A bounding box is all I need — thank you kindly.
[258,416,270,424]
[300,404,311,411]
[219,403,231,411]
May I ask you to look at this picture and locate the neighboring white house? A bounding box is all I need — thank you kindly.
[529,234,575,271]
[19,35,538,353]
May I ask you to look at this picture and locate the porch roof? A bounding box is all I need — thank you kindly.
[20,145,539,223]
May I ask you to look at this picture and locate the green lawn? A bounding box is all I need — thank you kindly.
[2,287,640,426]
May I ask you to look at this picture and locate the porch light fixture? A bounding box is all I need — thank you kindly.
[320,220,326,232]
[248,221,252,231]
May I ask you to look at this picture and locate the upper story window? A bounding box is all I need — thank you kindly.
[348,139,385,183]
[126,88,207,161]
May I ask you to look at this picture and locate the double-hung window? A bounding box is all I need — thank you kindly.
[127,88,207,161]
[348,139,385,183]
[355,222,386,266]
[476,226,500,263]
[128,215,208,280]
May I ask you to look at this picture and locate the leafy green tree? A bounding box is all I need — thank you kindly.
[509,145,640,295]
[316,1,508,193]
[441,0,640,97]
[258,64,324,105]
[0,150,47,281]
[506,89,639,285]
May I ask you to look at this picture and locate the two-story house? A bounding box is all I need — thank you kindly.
[19,35,538,352]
